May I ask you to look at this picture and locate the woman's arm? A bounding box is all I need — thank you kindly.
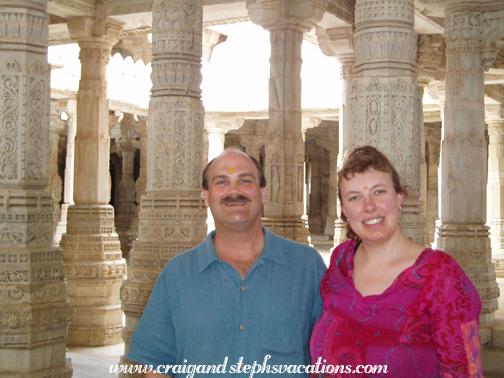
[423,252,483,377]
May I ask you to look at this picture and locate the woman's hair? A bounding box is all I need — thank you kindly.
[338,145,407,241]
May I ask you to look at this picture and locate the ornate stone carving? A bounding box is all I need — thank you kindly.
[0,2,72,376]
[121,1,207,375]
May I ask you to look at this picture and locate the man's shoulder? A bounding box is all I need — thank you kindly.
[265,229,324,260]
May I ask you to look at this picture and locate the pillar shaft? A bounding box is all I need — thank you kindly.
[115,114,140,258]
[120,0,207,373]
[487,115,504,277]
[0,1,72,376]
[47,99,65,244]
[436,8,498,324]
[54,99,77,244]
[248,0,327,243]
[60,16,126,346]
[349,0,426,245]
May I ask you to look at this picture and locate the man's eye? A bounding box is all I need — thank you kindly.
[375,189,385,195]
[241,179,251,184]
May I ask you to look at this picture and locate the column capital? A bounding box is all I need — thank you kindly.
[67,16,123,48]
[417,34,446,86]
[316,26,355,64]
[246,0,327,32]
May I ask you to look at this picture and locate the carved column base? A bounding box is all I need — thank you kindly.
[488,219,504,278]
[262,217,310,244]
[334,218,348,247]
[436,223,499,325]
[1,358,73,378]
[120,192,207,374]
[60,205,126,346]
[324,216,336,237]
[115,212,136,260]
[399,197,428,247]
[0,190,73,377]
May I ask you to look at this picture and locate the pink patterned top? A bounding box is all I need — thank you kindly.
[310,240,482,378]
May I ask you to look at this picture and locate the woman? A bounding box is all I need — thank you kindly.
[310,146,482,377]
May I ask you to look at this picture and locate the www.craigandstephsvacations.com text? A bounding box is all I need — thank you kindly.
[109,356,388,376]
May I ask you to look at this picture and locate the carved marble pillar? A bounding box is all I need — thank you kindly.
[206,127,226,233]
[115,114,140,259]
[54,99,77,245]
[417,35,446,247]
[424,123,442,246]
[436,7,500,325]
[486,104,504,278]
[316,26,356,245]
[0,0,73,376]
[60,17,126,346]
[248,0,327,243]
[120,0,207,373]
[47,99,65,245]
[307,147,323,234]
[349,0,426,245]
[128,116,147,257]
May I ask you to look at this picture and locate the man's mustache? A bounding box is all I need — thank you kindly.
[220,195,251,204]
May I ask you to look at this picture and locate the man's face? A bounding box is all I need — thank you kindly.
[202,151,266,232]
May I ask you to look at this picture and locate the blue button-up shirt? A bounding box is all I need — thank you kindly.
[128,227,326,377]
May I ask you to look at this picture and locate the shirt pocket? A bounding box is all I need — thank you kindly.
[261,305,306,355]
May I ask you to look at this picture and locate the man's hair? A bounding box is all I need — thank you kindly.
[202,148,266,190]
[338,145,407,241]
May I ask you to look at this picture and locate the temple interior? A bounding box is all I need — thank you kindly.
[1,0,504,377]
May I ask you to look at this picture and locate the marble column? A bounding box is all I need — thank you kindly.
[348,0,426,245]
[127,116,147,259]
[0,0,73,376]
[316,26,355,245]
[248,0,327,243]
[206,127,226,233]
[120,0,207,374]
[307,148,323,234]
[47,99,65,245]
[436,5,501,326]
[424,123,442,246]
[115,114,140,259]
[486,104,504,278]
[60,16,126,346]
[54,99,77,245]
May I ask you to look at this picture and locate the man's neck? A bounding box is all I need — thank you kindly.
[212,222,265,280]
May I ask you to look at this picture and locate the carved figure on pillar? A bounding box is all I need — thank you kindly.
[60,16,127,346]
[119,0,207,375]
[247,0,328,243]
[0,0,73,376]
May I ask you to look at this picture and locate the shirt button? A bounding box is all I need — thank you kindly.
[239,324,244,330]
[241,286,245,291]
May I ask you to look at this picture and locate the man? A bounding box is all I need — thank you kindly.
[128,149,326,377]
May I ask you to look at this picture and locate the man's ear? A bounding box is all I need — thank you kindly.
[202,190,209,207]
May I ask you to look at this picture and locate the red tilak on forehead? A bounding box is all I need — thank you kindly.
[228,168,234,174]
[363,186,368,190]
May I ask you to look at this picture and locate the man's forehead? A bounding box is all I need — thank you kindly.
[209,151,258,177]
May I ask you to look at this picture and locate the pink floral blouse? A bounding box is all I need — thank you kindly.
[310,240,483,378]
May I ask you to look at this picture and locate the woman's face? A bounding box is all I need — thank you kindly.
[339,168,403,244]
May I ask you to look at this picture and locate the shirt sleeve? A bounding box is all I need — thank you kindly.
[127,267,177,374]
[421,252,483,378]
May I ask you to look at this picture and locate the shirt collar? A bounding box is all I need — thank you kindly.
[197,226,286,273]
